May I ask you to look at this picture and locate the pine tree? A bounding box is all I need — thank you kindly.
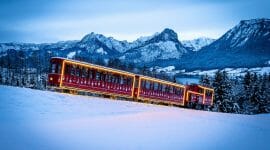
[199,74,211,86]
[212,70,233,112]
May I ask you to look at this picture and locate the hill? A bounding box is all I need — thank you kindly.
[0,85,269,150]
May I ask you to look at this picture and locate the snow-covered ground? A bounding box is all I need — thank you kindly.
[183,67,270,77]
[0,85,270,150]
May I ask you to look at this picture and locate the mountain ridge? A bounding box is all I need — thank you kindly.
[0,18,270,71]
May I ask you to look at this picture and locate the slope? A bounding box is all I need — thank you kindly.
[0,85,270,150]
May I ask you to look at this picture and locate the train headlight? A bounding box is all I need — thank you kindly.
[50,77,53,81]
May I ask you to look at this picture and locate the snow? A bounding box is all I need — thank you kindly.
[183,67,270,77]
[182,37,215,51]
[131,41,186,63]
[67,51,76,58]
[96,47,107,55]
[156,66,175,72]
[1,85,270,150]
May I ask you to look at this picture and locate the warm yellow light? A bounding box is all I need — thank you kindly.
[50,77,53,81]
[198,85,214,91]
[64,60,135,77]
[140,76,185,88]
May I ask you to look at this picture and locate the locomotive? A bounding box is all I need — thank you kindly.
[48,57,214,107]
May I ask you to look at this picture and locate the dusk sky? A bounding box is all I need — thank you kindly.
[1,0,270,43]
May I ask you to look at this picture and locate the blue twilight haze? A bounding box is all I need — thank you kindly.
[0,0,270,43]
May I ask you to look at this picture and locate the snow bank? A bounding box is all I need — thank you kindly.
[67,51,76,58]
[0,85,269,150]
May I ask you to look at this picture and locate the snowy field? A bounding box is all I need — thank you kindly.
[0,85,270,150]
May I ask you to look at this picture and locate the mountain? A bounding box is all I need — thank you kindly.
[181,37,215,51]
[121,28,188,63]
[79,32,130,54]
[0,19,270,72]
[178,18,270,70]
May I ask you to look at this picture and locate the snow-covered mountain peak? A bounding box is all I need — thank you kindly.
[222,18,270,48]
[182,37,215,51]
[122,28,188,63]
[81,32,107,43]
[79,32,130,53]
[153,28,179,43]
[202,18,270,52]
[239,18,270,26]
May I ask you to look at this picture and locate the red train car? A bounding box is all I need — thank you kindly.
[48,57,135,99]
[48,57,214,107]
[186,85,214,106]
[135,76,186,106]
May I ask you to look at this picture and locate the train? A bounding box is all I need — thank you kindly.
[47,57,214,108]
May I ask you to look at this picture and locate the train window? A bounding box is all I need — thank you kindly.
[65,65,70,75]
[160,84,164,92]
[165,85,170,93]
[100,72,103,81]
[70,65,76,76]
[57,64,62,74]
[75,66,80,77]
[145,81,150,89]
[169,86,173,94]
[158,83,163,91]
[111,75,115,83]
[126,77,130,85]
[206,90,212,96]
[96,72,100,80]
[198,88,203,93]
[106,74,112,82]
[141,80,145,88]
[51,64,56,73]
[154,83,158,91]
[119,76,124,84]
[51,63,62,74]
[81,68,88,78]
[102,72,107,81]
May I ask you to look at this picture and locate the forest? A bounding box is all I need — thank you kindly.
[0,50,269,114]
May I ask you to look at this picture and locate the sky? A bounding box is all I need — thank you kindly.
[0,0,270,43]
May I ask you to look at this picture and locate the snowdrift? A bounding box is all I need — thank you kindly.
[0,85,269,150]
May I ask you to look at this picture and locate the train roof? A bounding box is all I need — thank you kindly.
[51,57,186,87]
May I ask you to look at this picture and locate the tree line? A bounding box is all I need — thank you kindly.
[200,71,270,114]
[0,49,269,114]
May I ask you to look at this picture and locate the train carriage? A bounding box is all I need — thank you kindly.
[186,85,214,106]
[135,76,186,106]
[48,57,214,108]
[48,57,136,98]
